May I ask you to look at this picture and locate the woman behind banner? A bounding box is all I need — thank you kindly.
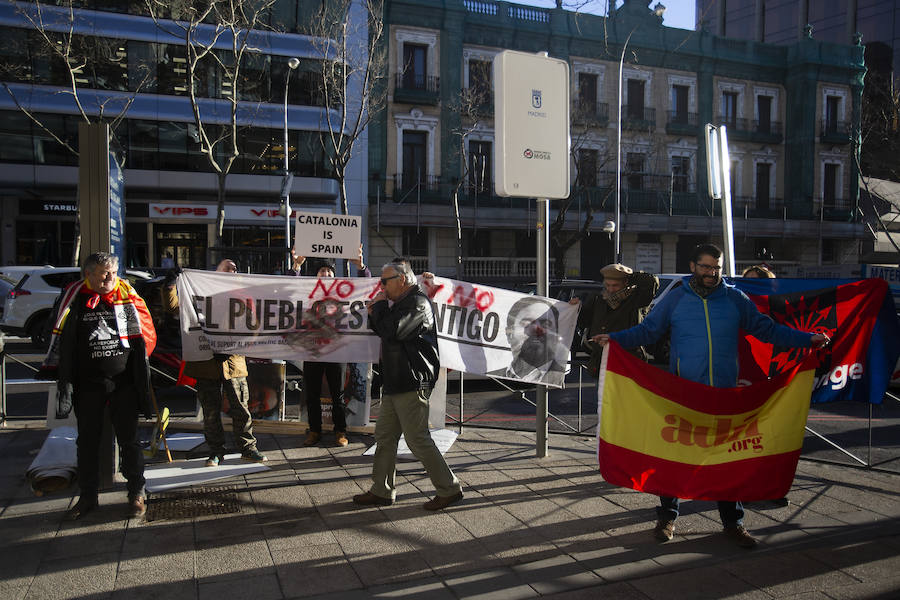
[291,244,370,447]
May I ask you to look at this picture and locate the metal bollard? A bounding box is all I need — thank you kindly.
[0,348,6,426]
[458,370,464,435]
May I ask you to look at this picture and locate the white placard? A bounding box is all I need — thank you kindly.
[292,211,361,260]
[635,243,661,274]
[494,50,570,199]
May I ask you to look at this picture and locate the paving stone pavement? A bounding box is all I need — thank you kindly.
[1,423,899,600]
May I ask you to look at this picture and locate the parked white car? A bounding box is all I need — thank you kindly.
[0,265,54,284]
[0,267,151,347]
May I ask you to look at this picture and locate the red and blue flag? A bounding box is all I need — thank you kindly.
[730,278,900,404]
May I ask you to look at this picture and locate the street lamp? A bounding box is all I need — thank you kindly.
[282,57,300,273]
[614,3,665,263]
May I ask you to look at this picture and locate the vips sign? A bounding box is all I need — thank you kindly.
[293,211,361,260]
[493,50,570,199]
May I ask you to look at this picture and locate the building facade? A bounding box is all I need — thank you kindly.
[368,0,866,284]
[696,0,899,72]
[0,1,369,274]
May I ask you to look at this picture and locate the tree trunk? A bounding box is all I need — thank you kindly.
[452,188,463,281]
[215,171,227,251]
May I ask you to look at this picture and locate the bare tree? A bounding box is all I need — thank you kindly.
[146,0,277,247]
[1,0,150,264]
[549,103,615,278]
[310,0,387,217]
[444,86,493,280]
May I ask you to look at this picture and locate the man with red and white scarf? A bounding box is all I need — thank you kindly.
[40,252,156,520]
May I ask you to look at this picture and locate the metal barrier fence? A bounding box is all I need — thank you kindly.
[3,343,897,474]
[0,347,193,425]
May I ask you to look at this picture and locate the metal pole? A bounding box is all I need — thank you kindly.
[0,350,6,426]
[717,126,736,276]
[577,362,582,432]
[458,370,464,435]
[867,401,872,468]
[283,58,300,273]
[616,28,637,264]
[536,198,550,457]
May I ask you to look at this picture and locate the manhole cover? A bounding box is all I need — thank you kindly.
[145,485,242,521]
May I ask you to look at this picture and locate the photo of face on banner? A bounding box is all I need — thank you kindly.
[490,297,566,384]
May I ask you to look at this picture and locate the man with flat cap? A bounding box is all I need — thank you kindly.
[577,263,659,376]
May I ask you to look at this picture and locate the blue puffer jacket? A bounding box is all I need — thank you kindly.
[611,276,813,387]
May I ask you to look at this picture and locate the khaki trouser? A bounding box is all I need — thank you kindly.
[370,388,461,500]
[197,377,257,456]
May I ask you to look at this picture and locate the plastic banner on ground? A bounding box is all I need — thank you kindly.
[597,342,817,501]
[731,277,900,404]
[176,270,579,388]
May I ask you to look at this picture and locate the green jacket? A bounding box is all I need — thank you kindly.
[579,271,659,375]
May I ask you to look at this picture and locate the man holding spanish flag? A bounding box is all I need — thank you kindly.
[593,244,828,548]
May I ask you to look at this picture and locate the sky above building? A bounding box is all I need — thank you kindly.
[517,0,697,31]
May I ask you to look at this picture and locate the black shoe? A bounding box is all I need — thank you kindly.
[423,491,464,511]
[65,496,98,521]
[352,491,393,506]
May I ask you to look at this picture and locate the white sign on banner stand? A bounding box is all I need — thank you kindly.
[293,211,361,260]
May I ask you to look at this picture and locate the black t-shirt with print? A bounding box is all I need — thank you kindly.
[75,300,132,388]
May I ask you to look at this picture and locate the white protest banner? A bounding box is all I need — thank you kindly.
[293,211,361,260]
[177,269,381,363]
[420,276,579,388]
[176,271,579,388]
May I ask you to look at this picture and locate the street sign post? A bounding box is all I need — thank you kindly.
[705,124,736,276]
[494,50,570,458]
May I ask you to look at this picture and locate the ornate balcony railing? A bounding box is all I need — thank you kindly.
[463,257,536,279]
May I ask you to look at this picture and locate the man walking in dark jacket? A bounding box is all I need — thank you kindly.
[352,261,463,510]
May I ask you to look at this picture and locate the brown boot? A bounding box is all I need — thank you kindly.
[724,525,758,548]
[335,431,349,447]
[128,494,146,519]
[653,518,675,541]
[303,431,321,447]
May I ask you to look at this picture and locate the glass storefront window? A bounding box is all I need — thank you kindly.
[34,114,78,166]
[157,43,188,96]
[0,111,35,163]
[128,119,159,170]
[0,28,32,83]
[158,121,190,171]
[16,220,75,266]
[128,40,157,93]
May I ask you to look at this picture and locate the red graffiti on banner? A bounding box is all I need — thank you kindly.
[422,278,445,299]
[447,285,495,312]
[309,278,355,300]
[367,283,384,299]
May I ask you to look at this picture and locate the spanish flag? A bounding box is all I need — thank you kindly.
[597,342,817,501]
